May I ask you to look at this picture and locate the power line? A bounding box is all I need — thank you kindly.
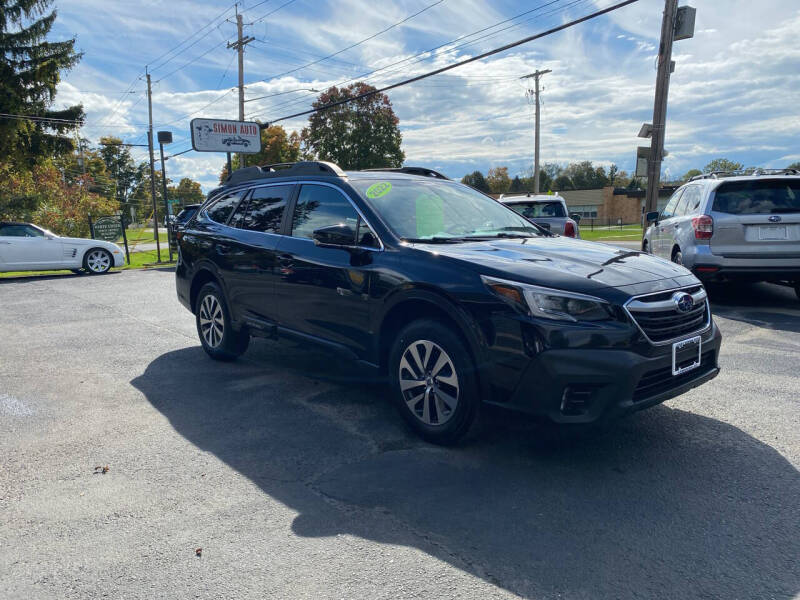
[263,0,640,127]
[255,0,446,84]
[250,0,298,24]
[154,39,230,83]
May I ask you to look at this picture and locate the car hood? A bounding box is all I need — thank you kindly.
[412,236,697,296]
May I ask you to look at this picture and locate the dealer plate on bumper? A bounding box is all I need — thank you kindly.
[672,335,702,376]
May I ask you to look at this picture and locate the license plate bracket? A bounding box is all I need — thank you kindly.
[672,335,702,376]
[758,225,787,240]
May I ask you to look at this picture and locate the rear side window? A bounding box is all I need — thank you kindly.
[712,180,800,214]
[661,188,684,219]
[206,192,242,224]
[242,185,293,234]
[674,186,699,216]
[290,185,359,240]
[508,202,566,218]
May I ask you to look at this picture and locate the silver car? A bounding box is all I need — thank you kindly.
[643,170,800,299]
[498,193,580,238]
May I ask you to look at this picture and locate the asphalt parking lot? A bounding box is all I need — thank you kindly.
[1,269,798,599]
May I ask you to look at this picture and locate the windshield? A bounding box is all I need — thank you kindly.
[713,180,800,214]
[351,179,543,241]
[506,201,566,218]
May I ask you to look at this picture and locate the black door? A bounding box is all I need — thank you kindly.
[273,183,381,357]
[223,184,295,328]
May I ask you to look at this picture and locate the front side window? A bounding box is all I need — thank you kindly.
[206,192,242,225]
[351,180,542,241]
[712,180,800,214]
[0,224,44,237]
[242,185,293,234]
[507,201,566,219]
[661,188,684,219]
[291,185,360,240]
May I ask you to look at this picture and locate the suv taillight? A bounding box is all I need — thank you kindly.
[564,220,576,238]
[691,214,713,239]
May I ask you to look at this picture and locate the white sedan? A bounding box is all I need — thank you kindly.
[0,222,124,274]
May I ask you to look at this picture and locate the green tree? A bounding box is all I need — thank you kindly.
[98,137,139,202]
[301,83,404,170]
[563,161,608,189]
[486,166,511,194]
[220,125,301,182]
[704,158,742,173]
[787,162,800,170]
[169,178,204,206]
[681,168,702,182]
[0,0,84,166]
[509,176,523,193]
[553,174,574,191]
[460,170,490,193]
[608,164,618,185]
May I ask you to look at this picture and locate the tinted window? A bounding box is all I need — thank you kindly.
[176,207,199,223]
[243,185,293,233]
[507,201,566,218]
[291,185,359,240]
[206,192,241,224]
[712,180,800,214]
[0,224,43,237]
[356,219,380,248]
[674,187,694,216]
[661,189,684,219]
[682,187,703,215]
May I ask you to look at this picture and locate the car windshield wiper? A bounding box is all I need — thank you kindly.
[401,236,468,244]
[463,231,537,239]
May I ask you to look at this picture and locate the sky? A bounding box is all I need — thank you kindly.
[47,0,800,192]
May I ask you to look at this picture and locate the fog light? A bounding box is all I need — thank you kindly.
[560,386,596,416]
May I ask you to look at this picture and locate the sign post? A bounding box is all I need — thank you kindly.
[190,118,262,177]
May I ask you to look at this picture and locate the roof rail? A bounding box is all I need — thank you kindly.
[224,161,345,186]
[690,168,799,182]
[363,166,450,180]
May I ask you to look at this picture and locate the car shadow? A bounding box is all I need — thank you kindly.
[0,271,118,283]
[706,281,800,333]
[132,341,800,599]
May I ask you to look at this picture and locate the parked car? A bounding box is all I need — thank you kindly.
[176,161,721,444]
[643,170,800,299]
[498,193,580,238]
[168,204,202,251]
[0,222,124,274]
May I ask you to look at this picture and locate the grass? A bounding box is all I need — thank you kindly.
[580,224,643,242]
[0,249,175,279]
[118,228,168,245]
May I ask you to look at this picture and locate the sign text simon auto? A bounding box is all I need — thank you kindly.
[190,118,262,154]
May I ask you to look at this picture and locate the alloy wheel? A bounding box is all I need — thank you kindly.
[87,250,111,273]
[199,294,224,348]
[398,340,459,426]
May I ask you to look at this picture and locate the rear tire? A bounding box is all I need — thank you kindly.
[672,248,683,266]
[388,319,481,445]
[195,282,249,361]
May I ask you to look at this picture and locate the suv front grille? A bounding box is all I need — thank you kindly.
[625,285,710,344]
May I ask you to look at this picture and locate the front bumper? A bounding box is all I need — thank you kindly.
[496,321,722,424]
[112,251,125,267]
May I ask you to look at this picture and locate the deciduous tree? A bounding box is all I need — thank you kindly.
[460,170,490,193]
[301,83,404,170]
[486,167,511,194]
[704,158,742,173]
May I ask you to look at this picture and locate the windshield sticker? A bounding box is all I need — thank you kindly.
[366,182,392,199]
[416,193,444,238]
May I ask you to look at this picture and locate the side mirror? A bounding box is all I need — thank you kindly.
[570,213,582,223]
[312,224,356,248]
[645,211,660,224]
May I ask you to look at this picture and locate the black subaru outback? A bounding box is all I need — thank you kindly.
[175,161,721,444]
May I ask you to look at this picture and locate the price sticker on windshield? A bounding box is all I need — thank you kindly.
[366,182,392,199]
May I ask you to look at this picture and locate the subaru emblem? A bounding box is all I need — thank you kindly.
[673,292,694,313]
[768,215,782,222]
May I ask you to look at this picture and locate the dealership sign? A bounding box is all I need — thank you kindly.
[93,216,122,242]
[190,118,262,154]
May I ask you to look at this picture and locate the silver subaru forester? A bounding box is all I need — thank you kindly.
[643,170,800,300]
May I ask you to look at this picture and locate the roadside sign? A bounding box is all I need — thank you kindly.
[190,118,262,154]
[93,216,122,242]
[635,146,651,178]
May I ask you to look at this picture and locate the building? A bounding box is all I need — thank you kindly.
[559,186,678,225]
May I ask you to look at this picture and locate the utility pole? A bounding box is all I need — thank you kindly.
[521,69,551,194]
[227,6,254,170]
[645,0,678,217]
[145,68,162,262]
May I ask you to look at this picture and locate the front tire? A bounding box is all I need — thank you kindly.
[672,248,683,266]
[84,249,113,274]
[388,319,481,445]
[195,282,249,361]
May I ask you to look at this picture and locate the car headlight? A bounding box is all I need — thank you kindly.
[481,275,613,322]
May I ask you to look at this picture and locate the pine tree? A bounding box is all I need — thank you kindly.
[0,0,84,166]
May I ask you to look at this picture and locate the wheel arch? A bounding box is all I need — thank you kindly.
[376,288,491,400]
[189,267,222,314]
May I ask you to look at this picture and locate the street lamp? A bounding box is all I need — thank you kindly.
[157,130,173,262]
